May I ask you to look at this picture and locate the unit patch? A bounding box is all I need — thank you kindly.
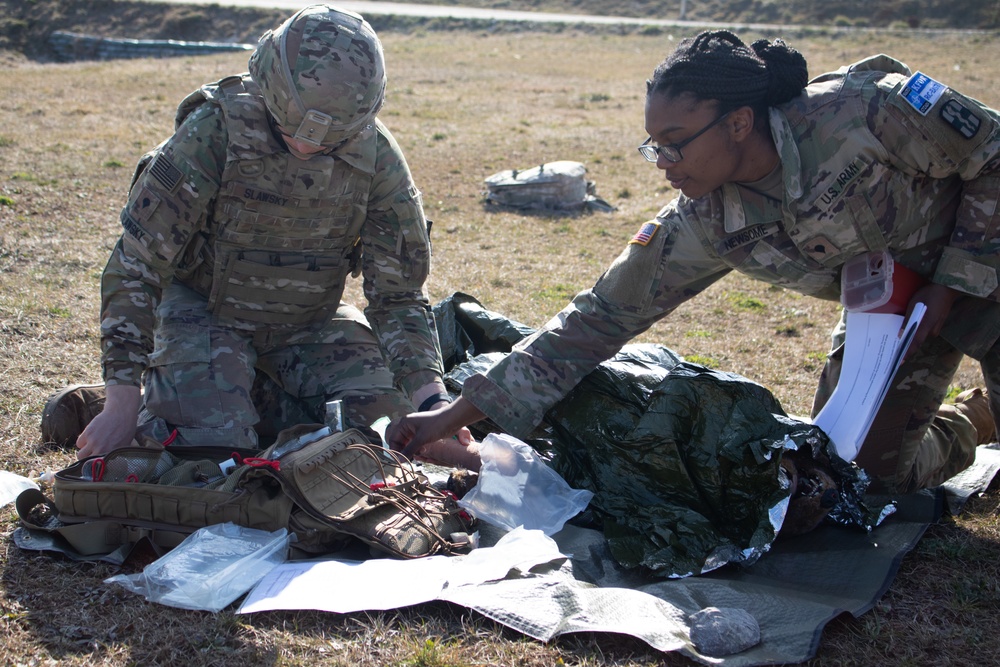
[717,222,779,255]
[629,221,660,246]
[238,160,265,178]
[900,71,946,115]
[148,153,183,192]
[940,99,981,139]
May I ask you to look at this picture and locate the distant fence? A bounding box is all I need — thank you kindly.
[49,31,254,62]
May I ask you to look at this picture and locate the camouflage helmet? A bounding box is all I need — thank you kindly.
[248,4,386,147]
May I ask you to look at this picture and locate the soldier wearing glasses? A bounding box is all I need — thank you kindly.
[390,30,1000,496]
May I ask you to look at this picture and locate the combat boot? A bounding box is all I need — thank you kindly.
[953,388,996,445]
[40,383,106,447]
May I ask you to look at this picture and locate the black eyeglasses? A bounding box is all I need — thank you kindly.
[638,111,731,163]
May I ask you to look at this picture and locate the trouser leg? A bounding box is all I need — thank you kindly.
[250,373,316,448]
[979,344,1000,441]
[255,303,414,440]
[142,283,259,449]
[812,311,978,494]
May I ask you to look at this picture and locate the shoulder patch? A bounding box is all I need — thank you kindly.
[629,221,660,246]
[899,71,946,115]
[148,153,183,193]
[940,99,981,139]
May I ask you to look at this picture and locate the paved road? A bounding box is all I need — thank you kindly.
[151,0,793,32]
[148,0,986,37]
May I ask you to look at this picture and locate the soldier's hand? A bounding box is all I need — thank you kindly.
[904,283,959,358]
[387,397,485,459]
[387,411,454,459]
[76,385,141,460]
[408,428,481,471]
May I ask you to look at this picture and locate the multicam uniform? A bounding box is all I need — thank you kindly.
[101,74,443,449]
[462,55,1000,494]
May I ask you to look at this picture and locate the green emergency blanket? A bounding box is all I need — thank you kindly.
[434,293,881,579]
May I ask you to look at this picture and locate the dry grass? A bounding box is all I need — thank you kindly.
[1,20,1000,667]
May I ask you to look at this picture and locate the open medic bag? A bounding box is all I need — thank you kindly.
[15,427,474,564]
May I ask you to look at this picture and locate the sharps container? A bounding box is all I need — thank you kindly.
[840,250,925,314]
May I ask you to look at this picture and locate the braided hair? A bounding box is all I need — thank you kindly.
[646,31,808,122]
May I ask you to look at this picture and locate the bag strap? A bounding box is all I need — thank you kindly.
[266,434,474,558]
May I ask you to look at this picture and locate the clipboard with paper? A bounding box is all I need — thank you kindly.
[813,251,927,461]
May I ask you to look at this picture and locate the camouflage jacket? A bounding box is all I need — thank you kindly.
[101,75,443,396]
[464,55,1000,438]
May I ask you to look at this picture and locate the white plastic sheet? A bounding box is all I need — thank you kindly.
[458,433,593,535]
[106,523,290,612]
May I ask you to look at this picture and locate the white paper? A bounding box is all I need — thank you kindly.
[239,556,453,614]
[814,303,926,461]
[237,527,565,614]
[0,471,39,507]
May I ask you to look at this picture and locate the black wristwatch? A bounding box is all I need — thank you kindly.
[417,393,454,413]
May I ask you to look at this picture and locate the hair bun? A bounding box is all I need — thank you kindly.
[751,38,808,105]
[646,30,810,110]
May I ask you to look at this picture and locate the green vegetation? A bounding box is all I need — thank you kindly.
[729,294,766,311]
[683,353,721,367]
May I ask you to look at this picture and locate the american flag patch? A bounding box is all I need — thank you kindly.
[629,222,659,246]
[149,153,183,193]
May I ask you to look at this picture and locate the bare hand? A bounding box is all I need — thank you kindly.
[76,385,141,459]
[903,283,959,358]
[410,428,482,471]
[387,397,485,459]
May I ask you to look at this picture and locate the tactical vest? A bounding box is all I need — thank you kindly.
[175,75,374,326]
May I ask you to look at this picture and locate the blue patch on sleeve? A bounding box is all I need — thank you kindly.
[900,71,946,116]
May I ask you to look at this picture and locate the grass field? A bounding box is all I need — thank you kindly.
[1,18,999,667]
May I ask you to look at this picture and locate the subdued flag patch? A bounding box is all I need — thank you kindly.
[149,153,183,192]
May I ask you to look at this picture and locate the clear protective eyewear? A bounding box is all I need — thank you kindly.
[638,111,731,163]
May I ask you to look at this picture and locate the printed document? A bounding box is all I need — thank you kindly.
[237,527,565,614]
[813,303,926,461]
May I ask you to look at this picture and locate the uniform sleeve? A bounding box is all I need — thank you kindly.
[101,104,226,386]
[360,124,444,397]
[463,202,731,437]
[869,72,1000,299]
